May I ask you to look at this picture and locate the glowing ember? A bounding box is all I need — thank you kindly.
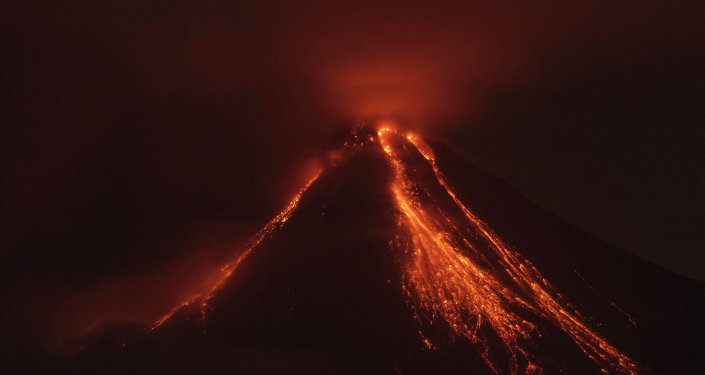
[378,127,640,374]
[151,170,321,330]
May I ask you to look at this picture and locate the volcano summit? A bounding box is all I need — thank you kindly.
[70,125,702,374]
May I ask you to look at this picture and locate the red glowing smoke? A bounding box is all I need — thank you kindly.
[135,1,658,128]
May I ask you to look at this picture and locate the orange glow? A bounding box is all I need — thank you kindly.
[147,126,639,374]
[151,169,321,330]
[378,127,640,374]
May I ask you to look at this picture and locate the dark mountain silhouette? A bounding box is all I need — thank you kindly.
[48,127,703,374]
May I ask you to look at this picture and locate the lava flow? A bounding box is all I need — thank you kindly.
[148,126,639,374]
[378,127,640,374]
[151,169,321,330]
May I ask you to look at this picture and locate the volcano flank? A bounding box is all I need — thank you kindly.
[68,126,703,375]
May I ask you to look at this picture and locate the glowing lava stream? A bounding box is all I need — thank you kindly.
[148,126,638,374]
[378,127,640,375]
[151,170,321,330]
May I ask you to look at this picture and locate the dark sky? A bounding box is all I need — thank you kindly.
[2,0,703,344]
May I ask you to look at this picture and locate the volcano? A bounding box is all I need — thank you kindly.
[69,125,703,374]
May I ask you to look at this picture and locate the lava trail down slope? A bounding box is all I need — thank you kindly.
[72,126,704,375]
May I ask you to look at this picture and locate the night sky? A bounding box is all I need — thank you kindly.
[2,0,703,348]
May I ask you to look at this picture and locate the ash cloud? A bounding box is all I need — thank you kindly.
[135,0,662,128]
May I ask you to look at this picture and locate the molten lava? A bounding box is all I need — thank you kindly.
[150,126,639,374]
[378,127,640,374]
[151,170,321,330]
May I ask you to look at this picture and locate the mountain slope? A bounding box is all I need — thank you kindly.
[71,127,704,374]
